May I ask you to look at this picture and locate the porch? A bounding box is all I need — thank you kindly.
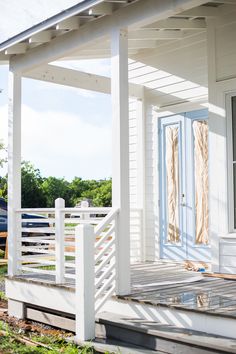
[6,259,236,351]
[4,0,236,347]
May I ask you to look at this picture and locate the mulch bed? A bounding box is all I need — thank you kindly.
[0,299,72,337]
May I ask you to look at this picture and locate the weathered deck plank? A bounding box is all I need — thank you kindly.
[12,261,236,318]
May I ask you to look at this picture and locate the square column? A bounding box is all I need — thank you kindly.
[8,70,22,276]
[111,28,130,295]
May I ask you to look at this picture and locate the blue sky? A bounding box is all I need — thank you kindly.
[0,59,112,180]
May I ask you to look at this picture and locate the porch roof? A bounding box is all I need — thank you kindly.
[1,1,236,109]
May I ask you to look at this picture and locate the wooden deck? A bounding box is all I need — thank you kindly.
[10,261,236,319]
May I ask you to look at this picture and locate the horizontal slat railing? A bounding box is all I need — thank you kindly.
[14,200,114,283]
[13,200,127,342]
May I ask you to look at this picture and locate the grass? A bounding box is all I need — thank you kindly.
[0,264,7,282]
[0,321,99,354]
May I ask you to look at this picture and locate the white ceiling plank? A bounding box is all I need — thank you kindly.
[25,64,143,98]
[89,3,113,15]
[5,43,27,55]
[29,31,52,44]
[207,0,236,4]
[10,0,208,73]
[56,16,80,30]
[131,31,206,62]
[177,6,220,18]
[144,18,206,29]
[128,29,183,40]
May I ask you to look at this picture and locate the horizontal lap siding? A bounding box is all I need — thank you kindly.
[129,98,142,263]
[216,19,236,81]
[145,105,159,261]
[220,239,236,273]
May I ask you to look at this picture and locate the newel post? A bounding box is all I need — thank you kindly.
[55,198,65,284]
[75,224,95,341]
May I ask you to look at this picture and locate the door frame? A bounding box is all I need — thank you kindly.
[158,109,211,262]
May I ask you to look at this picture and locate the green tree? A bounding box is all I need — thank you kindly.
[0,176,7,200]
[21,161,47,208]
[0,140,7,168]
[42,176,72,207]
[0,141,7,201]
[93,179,112,207]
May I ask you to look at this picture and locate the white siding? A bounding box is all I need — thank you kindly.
[215,18,236,81]
[220,239,236,274]
[207,11,236,272]
[129,98,142,263]
[144,105,159,261]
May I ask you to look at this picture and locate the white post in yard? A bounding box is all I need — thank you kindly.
[8,70,22,277]
[55,198,65,284]
[111,28,130,295]
[75,224,95,341]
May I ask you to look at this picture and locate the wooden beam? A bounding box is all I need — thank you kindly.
[5,44,27,55]
[88,3,113,15]
[56,16,80,30]
[29,31,52,44]
[111,28,130,295]
[128,29,183,40]
[10,0,208,73]
[25,64,143,98]
[144,18,206,29]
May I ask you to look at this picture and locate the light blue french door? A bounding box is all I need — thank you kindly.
[159,109,211,262]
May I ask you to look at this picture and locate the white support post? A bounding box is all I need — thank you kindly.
[111,28,130,295]
[8,70,22,277]
[75,224,95,341]
[55,198,65,284]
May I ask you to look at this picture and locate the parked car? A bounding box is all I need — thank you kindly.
[0,198,50,250]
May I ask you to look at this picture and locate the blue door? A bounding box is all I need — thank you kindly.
[159,109,211,262]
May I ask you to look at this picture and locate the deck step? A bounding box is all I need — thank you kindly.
[88,338,162,354]
[95,312,236,353]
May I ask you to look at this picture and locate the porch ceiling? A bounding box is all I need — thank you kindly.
[2,0,236,108]
[0,0,234,60]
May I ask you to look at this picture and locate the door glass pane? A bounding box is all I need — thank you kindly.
[165,125,180,244]
[192,120,209,245]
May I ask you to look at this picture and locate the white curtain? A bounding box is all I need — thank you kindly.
[193,120,209,245]
[166,125,180,243]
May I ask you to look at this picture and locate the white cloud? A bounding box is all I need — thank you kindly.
[0,104,112,180]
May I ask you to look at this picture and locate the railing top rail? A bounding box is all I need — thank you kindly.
[94,207,119,237]
[61,207,112,213]
[15,207,112,213]
[15,208,55,213]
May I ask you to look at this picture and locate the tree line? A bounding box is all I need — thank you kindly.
[0,161,112,208]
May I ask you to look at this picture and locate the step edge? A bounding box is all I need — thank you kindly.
[96,316,236,353]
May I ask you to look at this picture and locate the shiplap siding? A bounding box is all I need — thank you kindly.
[220,239,236,274]
[207,11,236,273]
[129,98,142,263]
[215,20,236,81]
[144,104,159,261]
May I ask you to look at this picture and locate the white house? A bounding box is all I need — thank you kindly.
[2,0,236,351]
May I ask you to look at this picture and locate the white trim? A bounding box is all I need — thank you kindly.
[226,92,235,233]
[25,64,143,98]
[8,71,22,277]
[111,28,130,295]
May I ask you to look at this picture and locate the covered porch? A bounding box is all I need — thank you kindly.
[3,0,236,345]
